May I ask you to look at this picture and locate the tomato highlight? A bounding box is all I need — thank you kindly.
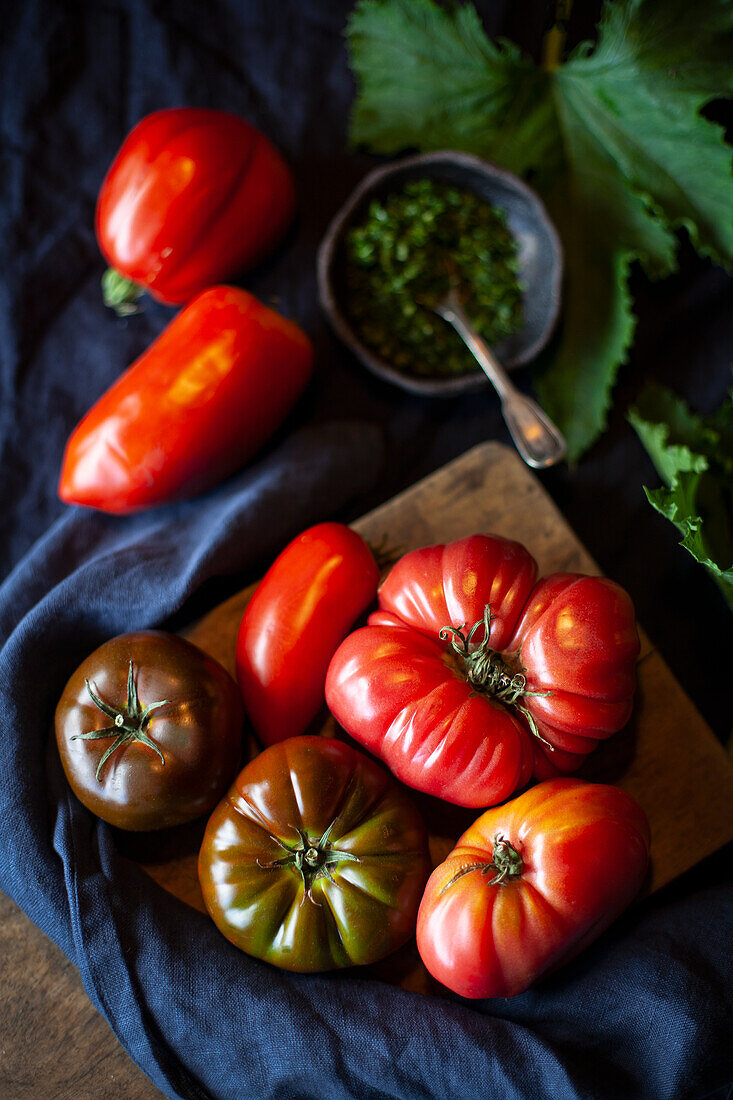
[236,523,379,746]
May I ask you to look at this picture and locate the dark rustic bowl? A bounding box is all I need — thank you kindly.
[317,151,563,396]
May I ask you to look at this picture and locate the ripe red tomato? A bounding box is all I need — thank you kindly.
[416,778,650,998]
[198,737,432,972]
[58,286,313,513]
[326,535,639,806]
[96,108,296,310]
[236,523,379,746]
[55,632,243,831]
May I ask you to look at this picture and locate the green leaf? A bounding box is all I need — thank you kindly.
[347,0,733,460]
[629,384,733,611]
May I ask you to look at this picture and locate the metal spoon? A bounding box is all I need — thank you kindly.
[430,285,567,469]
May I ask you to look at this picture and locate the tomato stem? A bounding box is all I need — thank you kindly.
[440,605,553,749]
[101,268,145,317]
[439,833,524,895]
[257,821,361,906]
[71,660,169,779]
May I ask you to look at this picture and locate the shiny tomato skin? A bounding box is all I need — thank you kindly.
[378,534,537,649]
[96,108,296,304]
[326,535,540,807]
[505,574,640,775]
[198,737,432,972]
[374,537,639,778]
[58,286,313,513]
[236,523,379,746]
[326,617,533,807]
[55,632,243,831]
[417,778,650,999]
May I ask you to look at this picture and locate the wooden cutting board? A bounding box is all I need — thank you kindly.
[122,441,733,994]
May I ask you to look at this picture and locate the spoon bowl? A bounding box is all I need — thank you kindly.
[317,151,563,397]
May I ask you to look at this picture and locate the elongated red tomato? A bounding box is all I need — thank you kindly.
[417,779,650,998]
[326,534,639,804]
[96,108,296,309]
[58,287,313,513]
[236,523,379,746]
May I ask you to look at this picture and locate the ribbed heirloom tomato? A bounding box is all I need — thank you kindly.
[416,779,651,998]
[326,534,639,806]
[236,523,379,746]
[198,737,432,972]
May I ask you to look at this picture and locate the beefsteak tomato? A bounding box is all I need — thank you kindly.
[198,737,432,972]
[97,107,296,311]
[236,523,379,746]
[55,631,243,831]
[326,534,639,806]
[58,286,313,513]
[416,778,650,998]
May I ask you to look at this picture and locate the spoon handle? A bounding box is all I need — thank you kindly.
[436,296,566,469]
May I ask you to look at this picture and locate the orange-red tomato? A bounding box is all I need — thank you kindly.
[96,108,295,307]
[417,779,651,998]
[58,287,313,513]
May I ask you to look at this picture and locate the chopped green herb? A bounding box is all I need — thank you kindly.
[344,178,523,378]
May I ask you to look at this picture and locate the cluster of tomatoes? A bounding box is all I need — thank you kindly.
[55,523,650,1000]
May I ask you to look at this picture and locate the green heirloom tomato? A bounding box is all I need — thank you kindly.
[55,631,243,831]
[198,736,432,972]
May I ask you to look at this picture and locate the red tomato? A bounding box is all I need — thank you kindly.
[96,108,295,309]
[236,523,379,746]
[326,535,639,805]
[58,287,313,513]
[416,778,650,998]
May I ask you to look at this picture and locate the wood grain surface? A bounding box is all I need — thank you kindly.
[0,888,164,1099]
[2,441,732,1093]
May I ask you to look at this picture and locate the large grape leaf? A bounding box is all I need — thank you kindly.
[347,0,733,460]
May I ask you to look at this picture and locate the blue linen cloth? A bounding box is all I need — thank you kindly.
[1,2,731,1098]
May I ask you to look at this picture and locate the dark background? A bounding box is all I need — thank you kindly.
[1,2,731,1097]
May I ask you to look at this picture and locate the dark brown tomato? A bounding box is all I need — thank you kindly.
[198,737,432,972]
[55,631,243,830]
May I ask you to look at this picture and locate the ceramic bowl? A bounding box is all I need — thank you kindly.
[317,151,563,396]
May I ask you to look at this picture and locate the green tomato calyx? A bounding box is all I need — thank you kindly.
[71,659,170,780]
[258,820,361,906]
[440,604,553,749]
[487,834,524,885]
[101,267,145,317]
[439,833,524,895]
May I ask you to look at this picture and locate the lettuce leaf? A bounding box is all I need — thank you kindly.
[628,384,733,610]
